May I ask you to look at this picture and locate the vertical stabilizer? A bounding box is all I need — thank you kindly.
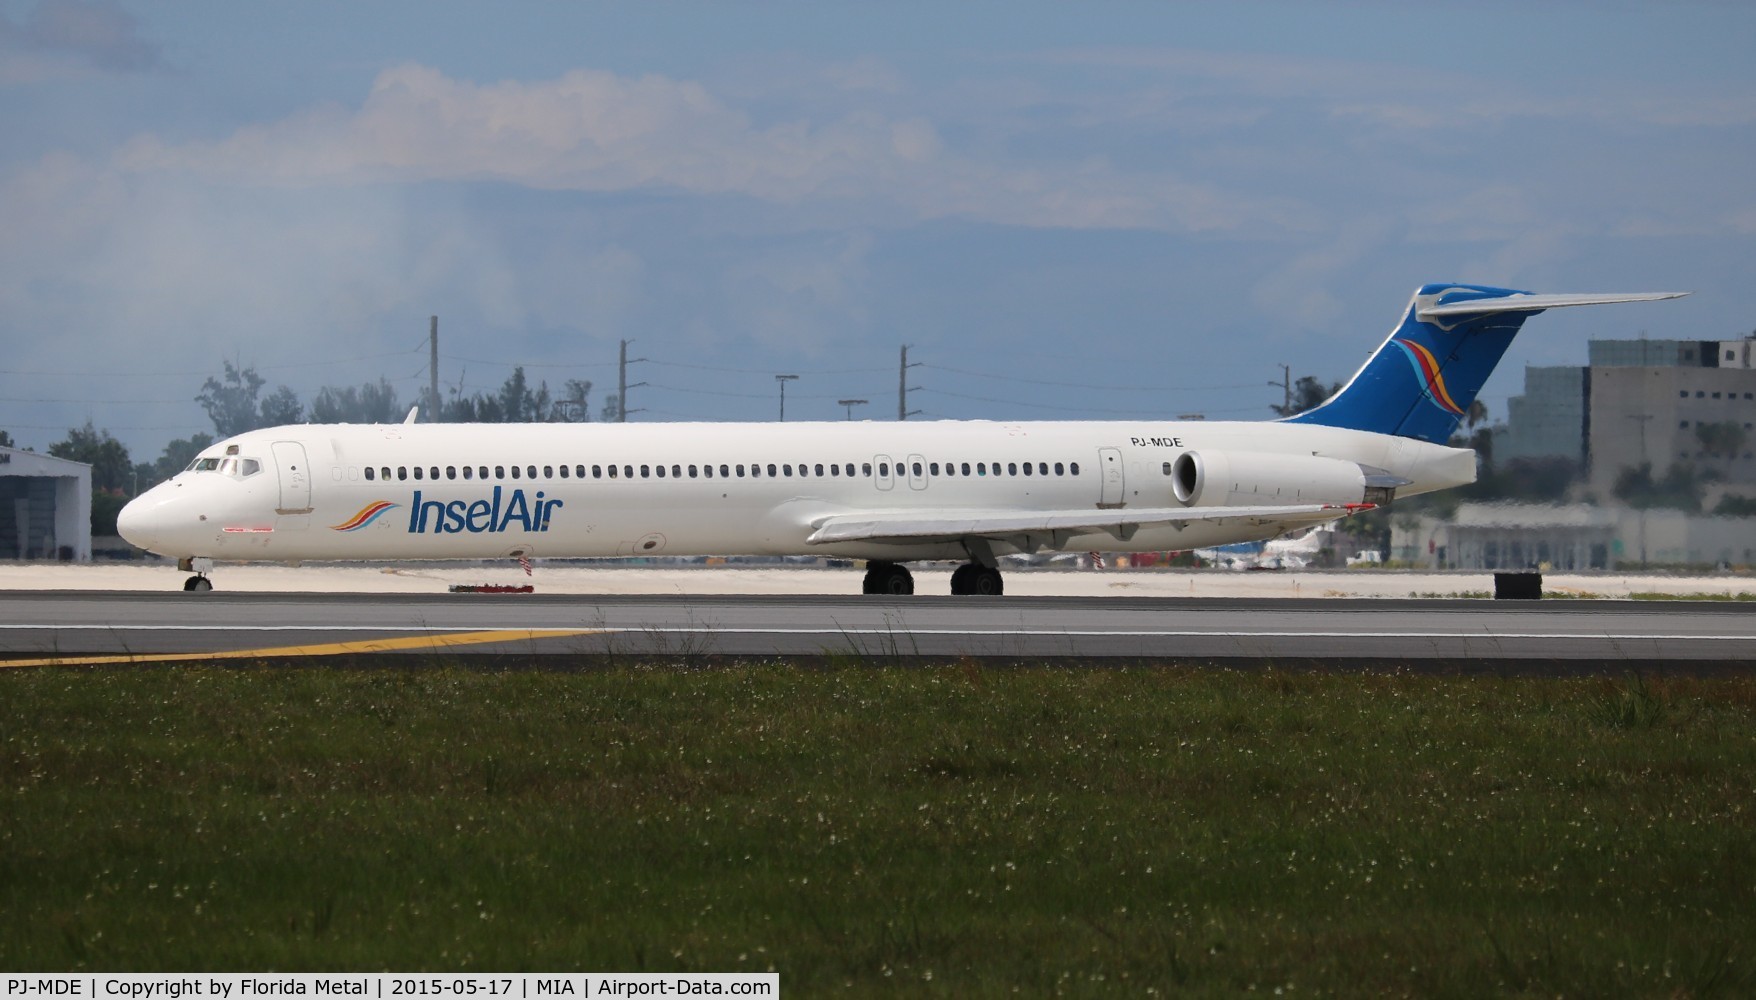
[1286,284,1687,442]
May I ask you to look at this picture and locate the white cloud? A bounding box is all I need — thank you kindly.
[114,63,1295,236]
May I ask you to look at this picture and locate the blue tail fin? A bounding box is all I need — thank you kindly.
[1286,283,1688,443]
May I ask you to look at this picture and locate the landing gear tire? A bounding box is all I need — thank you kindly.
[862,561,915,596]
[183,575,213,592]
[950,563,1003,596]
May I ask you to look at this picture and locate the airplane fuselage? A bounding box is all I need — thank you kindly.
[119,417,1472,565]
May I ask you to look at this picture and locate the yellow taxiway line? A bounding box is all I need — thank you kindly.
[0,629,596,669]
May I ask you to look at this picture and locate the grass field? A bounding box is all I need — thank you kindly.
[2,663,1752,996]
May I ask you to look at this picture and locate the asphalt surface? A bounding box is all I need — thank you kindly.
[1,591,1751,670]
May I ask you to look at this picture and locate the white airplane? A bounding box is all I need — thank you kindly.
[118,284,1684,595]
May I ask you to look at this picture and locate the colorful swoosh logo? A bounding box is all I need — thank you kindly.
[1394,338,1465,416]
[330,500,399,531]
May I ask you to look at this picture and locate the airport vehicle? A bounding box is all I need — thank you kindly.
[117,284,1683,595]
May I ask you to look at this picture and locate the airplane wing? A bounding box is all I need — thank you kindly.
[806,503,1370,547]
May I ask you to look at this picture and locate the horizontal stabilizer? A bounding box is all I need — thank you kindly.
[1418,291,1688,319]
[808,503,1368,546]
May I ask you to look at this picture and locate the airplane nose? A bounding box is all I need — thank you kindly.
[116,494,159,552]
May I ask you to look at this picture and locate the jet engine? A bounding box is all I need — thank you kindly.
[1170,450,1380,508]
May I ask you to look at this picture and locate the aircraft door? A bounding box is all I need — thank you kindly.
[1098,447,1125,508]
[873,454,895,491]
[272,441,313,514]
[906,453,928,491]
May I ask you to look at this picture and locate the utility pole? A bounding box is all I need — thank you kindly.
[899,345,922,420]
[618,339,647,422]
[775,374,799,421]
[1270,363,1291,415]
[838,398,868,420]
[429,316,440,422]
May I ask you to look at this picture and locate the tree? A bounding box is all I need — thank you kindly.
[550,379,594,422]
[1614,462,1708,513]
[0,430,13,449]
[1695,421,1747,463]
[195,361,301,436]
[311,379,402,424]
[196,361,267,437]
[153,433,215,483]
[49,421,132,492]
[259,385,303,427]
[1270,376,1340,417]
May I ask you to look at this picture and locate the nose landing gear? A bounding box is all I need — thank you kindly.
[177,557,215,593]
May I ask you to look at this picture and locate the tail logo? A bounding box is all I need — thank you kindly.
[331,500,399,531]
[1393,339,1465,416]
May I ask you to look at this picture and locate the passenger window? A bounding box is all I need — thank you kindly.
[495,466,505,478]
[544,465,554,478]
[689,465,698,478]
[365,467,376,481]
[783,464,793,477]
[462,466,473,480]
[1070,462,1080,475]
[977,463,986,476]
[575,465,585,478]
[1055,462,1064,476]
[479,466,489,480]
[398,467,408,481]
[559,465,569,479]
[428,467,437,480]
[913,462,923,476]
[624,465,633,479]
[593,465,603,479]
[446,466,457,480]
[510,466,520,479]
[1007,462,1016,476]
[863,463,872,476]
[879,463,889,477]
[1021,462,1031,476]
[1039,462,1048,476]
[413,467,423,480]
[767,464,778,477]
[641,465,651,478]
[672,465,681,478]
[815,463,824,477]
[736,464,746,477]
[656,465,666,478]
[1163,462,1173,475]
[608,465,618,479]
[961,463,971,476]
[930,462,940,476]
[527,465,537,479]
[719,465,730,478]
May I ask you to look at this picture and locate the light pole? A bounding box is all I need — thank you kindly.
[838,398,868,420]
[774,374,799,421]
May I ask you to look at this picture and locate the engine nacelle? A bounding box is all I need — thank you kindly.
[1171,450,1371,508]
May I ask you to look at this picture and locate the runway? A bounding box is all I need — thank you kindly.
[1,591,1751,670]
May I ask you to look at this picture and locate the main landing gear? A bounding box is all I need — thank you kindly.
[950,563,1004,596]
[862,561,915,595]
[860,561,1006,596]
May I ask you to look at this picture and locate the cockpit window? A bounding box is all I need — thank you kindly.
[188,456,262,478]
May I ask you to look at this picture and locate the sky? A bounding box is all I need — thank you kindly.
[3,0,1753,462]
